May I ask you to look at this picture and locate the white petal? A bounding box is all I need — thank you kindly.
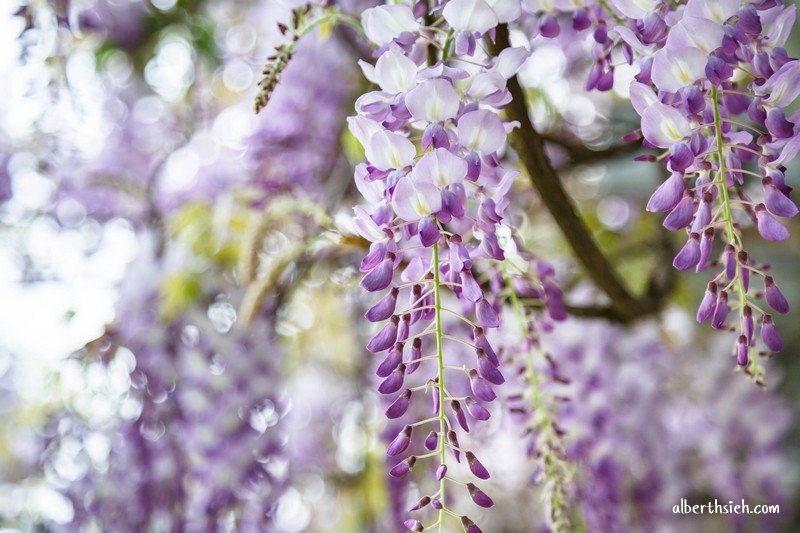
[684,0,741,25]
[374,48,418,94]
[492,46,530,79]
[366,129,417,171]
[391,178,443,221]
[443,0,499,34]
[457,110,506,153]
[651,46,707,93]
[362,5,419,46]
[405,79,460,123]
[610,0,660,19]
[641,102,691,148]
[486,0,521,23]
[413,148,467,188]
[665,16,725,55]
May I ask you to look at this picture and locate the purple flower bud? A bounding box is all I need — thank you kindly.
[760,314,782,352]
[593,22,607,43]
[663,193,694,230]
[738,4,761,35]
[432,378,440,414]
[473,328,499,367]
[379,364,406,394]
[461,516,483,533]
[691,192,712,233]
[736,336,749,367]
[673,233,701,270]
[360,256,394,292]
[465,152,481,181]
[406,338,422,374]
[706,56,733,87]
[764,276,789,314]
[697,228,714,271]
[443,184,466,219]
[646,173,684,213]
[476,349,504,385]
[668,143,694,173]
[386,389,412,419]
[431,498,442,510]
[454,31,476,57]
[375,343,403,378]
[748,99,767,124]
[696,282,718,323]
[460,270,483,303]
[424,431,438,451]
[756,203,790,241]
[681,86,705,115]
[572,9,590,31]
[766,108,794,139]
[418,217,440,247]
[452,400,469,432]
[466,451,490,480]
[387,426,412,457]
[742,305,754,345]
[476,298,500,328]
[360,241,387,272]
[436,463,447,480]
[738,251,750,293]
[409,496,431,512]
[712,291,729,330]
[539,13,560,38]
[763,176,799,218]
[465,397,491,420]
[422,123,449,151]
[466,483,494,508]
[365,287,398,322]
[412,0,427,18]
[403,518,423,532]
[469,369,496,402]
[368,317,399,353]
[447,430,461,462]
[397,314,410,343]
[641,12,666,44]
[390,456,417,478]
[723,245,736,280]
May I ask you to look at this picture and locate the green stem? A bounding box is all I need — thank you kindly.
[433,241,446,533]
[711,86,759,378]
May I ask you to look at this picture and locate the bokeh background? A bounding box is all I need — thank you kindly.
[1,1,799,531]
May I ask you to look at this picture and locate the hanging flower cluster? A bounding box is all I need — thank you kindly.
[348,2,550,530]
[606,0,798,383]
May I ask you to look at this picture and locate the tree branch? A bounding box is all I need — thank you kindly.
[491,25,674,324]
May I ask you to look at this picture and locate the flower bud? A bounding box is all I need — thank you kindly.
[436,463,447,480]
[379,364,406,395]
[367,316,399,353]
[764,276,789,314]
[760,314,782,352]
[469,369,496,402]
[424,431,438,451]
[465,397,491,420]
[385,389,412,419]
[466,483,494,508]
[465,451,490,480]
[737,336,749,367]
[476,349,504,385]
[475,298,500,328]
[452,400,469,432]
[365,287,399,322]
[756,203,790,241]
[711,291,729,330]
[742,305,754,346]
[406,338,422,375]
[409,496,431,512]
[387,425,412,457]
[447,430,461,462]
[403,518,423,532]
[376,344,403,377]
[738,251,750,293]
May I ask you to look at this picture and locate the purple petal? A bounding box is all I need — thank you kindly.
[469,369,496,402]
[696,282,717,323]
[646,173,685,212]
[452,400,469,432]
[756,204,790,241]
[475,298,500,328]
[763,177,799,218]
[365,288,398,322]
[465,397,491,421]
[389,456,416,478]
[418,217,440,247]
[424,431,438,451]
[711,291,729,330]
[476,350,504,385]
[460,270,483,303]
[737,336,749,367]
[723,245,736,280]
[376,344,403,377]
[378,364,406,395]
[663,194,695,230]
[760,314,782,352]
[387,425,412,456]
[765,276,790,314]
[466,451,490,480]
[385,389,412,419]
[360,257,394,292]
[367,317,399,353]
[673,233,701,270]
[467,483,494,508]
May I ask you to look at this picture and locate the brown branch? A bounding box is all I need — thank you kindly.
[491,25,674,324]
